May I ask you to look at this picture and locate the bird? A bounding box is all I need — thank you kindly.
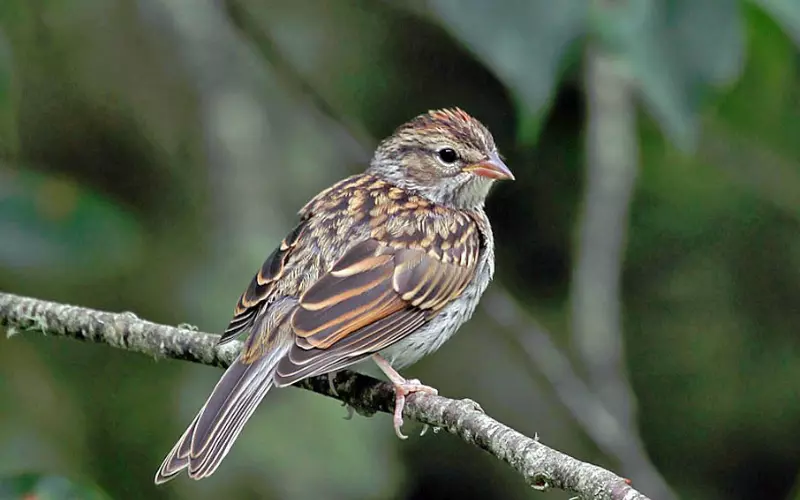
[154,107,514,484]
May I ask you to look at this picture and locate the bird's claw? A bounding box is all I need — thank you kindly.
[391,378,438,440]
[341,400,355,420]
[327,372,359,420]
[327,372,339,396]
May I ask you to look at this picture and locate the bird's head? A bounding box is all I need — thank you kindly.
[368,108,513,209]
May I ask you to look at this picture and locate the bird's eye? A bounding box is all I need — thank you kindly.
[436,148,459,165]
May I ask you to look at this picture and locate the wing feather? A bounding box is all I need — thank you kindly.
[217,221,306,345]
[275,215,482,385]
[275,309,428,385]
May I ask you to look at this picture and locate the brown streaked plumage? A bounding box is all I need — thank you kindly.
[155,108,513,484]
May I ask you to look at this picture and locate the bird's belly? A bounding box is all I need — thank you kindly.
[379,260,491,370]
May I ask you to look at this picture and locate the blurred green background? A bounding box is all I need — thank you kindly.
[1,1,800,499]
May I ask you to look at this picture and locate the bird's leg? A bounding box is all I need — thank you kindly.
[372,354,438,439]
[327,372,339,396]
[327,371,356,420]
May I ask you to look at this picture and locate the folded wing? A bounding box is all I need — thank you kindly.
[274,223,480,385]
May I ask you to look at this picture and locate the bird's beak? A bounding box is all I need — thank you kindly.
[462,153,515,181]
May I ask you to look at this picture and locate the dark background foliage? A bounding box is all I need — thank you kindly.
[1,1,799,499]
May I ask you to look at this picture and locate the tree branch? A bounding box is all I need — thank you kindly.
[0,291,649,500]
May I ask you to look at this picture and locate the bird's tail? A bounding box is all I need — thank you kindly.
[154,339,291,484]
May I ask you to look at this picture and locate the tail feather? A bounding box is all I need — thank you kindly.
[154,341,290,484]
[190,375,275,479]
[154,414,198,483]
[190,360,257,455]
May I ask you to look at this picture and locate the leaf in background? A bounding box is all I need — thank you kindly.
[427,0,587,141]
[754,0,800,47]
[591,0,744,151]
[0,166,143,278]
[670,0,745,86]
[0,473,110,500]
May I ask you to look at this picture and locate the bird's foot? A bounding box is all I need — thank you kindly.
[341,400,356,420]
[371,354,438,438]
[327,372,362,420]
[327,372,339,396]
[391,378,438,439]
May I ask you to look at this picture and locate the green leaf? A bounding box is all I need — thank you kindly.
[0,473,110,500]
[593,0,693,149]
[0,166,144,278]
[669,0,745,86]
[754,0,800,47]
[428,0,587,135]
[591,0,744,151]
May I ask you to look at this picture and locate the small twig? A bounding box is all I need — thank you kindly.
[0,291,650,500]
